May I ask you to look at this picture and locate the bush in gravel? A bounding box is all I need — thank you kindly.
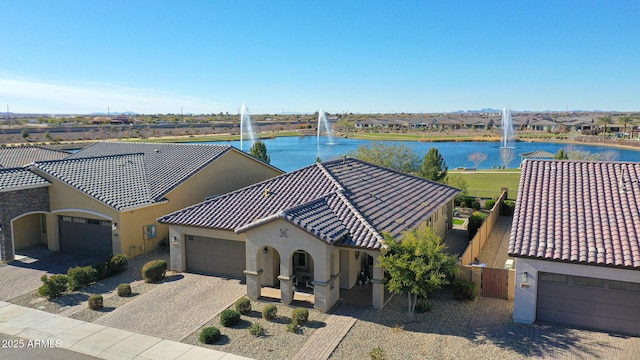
[199,326,221,344]
[453,279,478,301]
[291,308,309,326]
[262,304,278,321]
[67,265,98,291]
[470,200,481,210]
[285,323,300,333]
[415,298,432,313]
[141,260,167,283]
[219,309,241,327]
[485,199,496,210]
[234,297,251,314]
[88,294,104,310]
[117,283,132,297]
[109,254,128,275]
[94,260,112,280]
[38,274,68,299]
[370,346,387,360]
[249,322,265,337]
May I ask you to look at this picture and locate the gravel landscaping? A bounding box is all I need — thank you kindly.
[182,301,329,360]
[329,289,528,360]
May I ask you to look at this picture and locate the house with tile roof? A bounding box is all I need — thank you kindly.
[158,158,459,312]
[509,159,640,335]
[0,145,70,168]
[0,142,282,262]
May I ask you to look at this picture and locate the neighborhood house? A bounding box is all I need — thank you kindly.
[159,158,459,312]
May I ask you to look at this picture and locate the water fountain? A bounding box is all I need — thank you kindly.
[500,107,515,148]
[317,109,334,144]
[240,102,256,151]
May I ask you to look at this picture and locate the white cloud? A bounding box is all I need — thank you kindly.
[0,74,231,114]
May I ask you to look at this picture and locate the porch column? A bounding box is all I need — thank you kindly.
[313,281,331,312]
[244,241,262,301]
[278,258,294,305]
[371,255,385,309]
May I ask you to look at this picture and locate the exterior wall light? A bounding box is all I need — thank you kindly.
[521,272,529,285]
[355,251,360,260]
[263,247,268,254]
[171,236,178,245]
[111,223,117,231]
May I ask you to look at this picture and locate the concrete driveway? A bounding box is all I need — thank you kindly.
[0,246,98,301]
[94,273,246,341]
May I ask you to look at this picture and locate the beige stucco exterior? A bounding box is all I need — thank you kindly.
[18,149,280,258]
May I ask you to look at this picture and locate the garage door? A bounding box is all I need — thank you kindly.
[59,216,112,259]
[537,272,640,335]
[185,235,246,279]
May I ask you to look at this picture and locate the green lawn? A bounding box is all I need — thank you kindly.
[450,170,521,198]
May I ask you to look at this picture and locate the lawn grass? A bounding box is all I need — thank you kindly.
[452,218,465,225]
[450,170,521,198]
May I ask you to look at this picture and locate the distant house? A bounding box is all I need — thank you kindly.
[159,158,459,312]
[518,150,555,165]
[509,160,640,335]
[0,142,281,262]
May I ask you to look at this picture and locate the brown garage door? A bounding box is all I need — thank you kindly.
[185,235,246,279]
[537,272,640,335]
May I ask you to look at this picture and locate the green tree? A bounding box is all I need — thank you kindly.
[596,116,612,139]
[617,115,636,139]
[378,227,459,323]
[249,140,270,164]
[347,142,419,173]
[445,174,468,201]
[419,148,448,182]
[554,149,568,160]
[21,128,30,141]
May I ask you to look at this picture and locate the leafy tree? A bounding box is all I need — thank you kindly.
[554,149,568,160]
[249,140,270,164]
[347,142,420,173]
[445,174,468,199]
[617,115,636,139]
[419,147,447,182]
[467,152,487,170]
[378,227,459,323]
[596,116,612,139]
[21,128,30,141]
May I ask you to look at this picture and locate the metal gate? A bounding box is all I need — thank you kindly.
[481,267,508,299]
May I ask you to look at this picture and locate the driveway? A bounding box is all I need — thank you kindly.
[0,246,98,301]
[93,273,246,341]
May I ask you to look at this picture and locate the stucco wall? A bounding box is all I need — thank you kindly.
[513,258,640,324]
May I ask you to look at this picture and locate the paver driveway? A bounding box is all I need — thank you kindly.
[93,273,246,341]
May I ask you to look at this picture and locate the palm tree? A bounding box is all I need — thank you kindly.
[617,115,637,139]
[596,116,612,140]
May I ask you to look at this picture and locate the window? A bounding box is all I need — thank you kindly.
[573,276,604,288]
[539,272,568,283]
[62,216,72,222]
[610,280,640,292]
[100,220,111,227]
[87,219,100,225]
[295,251,308,270]
[72,217,86,224]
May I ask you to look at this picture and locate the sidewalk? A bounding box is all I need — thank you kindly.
[0,301,252,360]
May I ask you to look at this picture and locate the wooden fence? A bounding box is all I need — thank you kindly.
[459,189,508,266]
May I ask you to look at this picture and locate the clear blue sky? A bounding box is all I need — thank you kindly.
[1,1,638,114]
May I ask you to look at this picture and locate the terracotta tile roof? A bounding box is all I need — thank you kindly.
[509,159,640,269]
[0,167,50,192]
[34,142,234,211]
[0,146,70,168]
[159,158,459,249]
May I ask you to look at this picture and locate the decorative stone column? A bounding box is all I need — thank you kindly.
[245,269,263,301]
[371,255,385,309]
[312,280,331,312]
[278,274,294,305]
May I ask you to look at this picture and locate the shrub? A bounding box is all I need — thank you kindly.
[117,283,132,297]
[470,200,481,210]
[67,266,97,291]
[485,199,496,210]
[234,298,251,315]
[219,309,241,327]
[199,327,221,344]
[88,294,104,310]
[38,274,68,299]
[94,261,111,280]
[291,308,309,326]
[141,260,167,283]
[415,298,432,313]
[370,346,386,360]
[109,254,128,275]
[453,280,478,301]
[468,212,488,240]
[249,322,264,337]
[501,200,516,216]
[262,304,278,321]
[285,323,300,333]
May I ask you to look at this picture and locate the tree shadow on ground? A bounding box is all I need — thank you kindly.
[162,274,184,283]
[232,319,252,330]
[52,293,88,307]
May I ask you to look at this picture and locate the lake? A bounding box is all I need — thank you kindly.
[202,136,640,172]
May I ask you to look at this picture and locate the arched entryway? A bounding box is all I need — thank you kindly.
[11,212,48,255]
[291,249,315,292]
[259,246,281,287]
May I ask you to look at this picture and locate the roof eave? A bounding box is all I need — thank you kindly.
[0,182,51,193]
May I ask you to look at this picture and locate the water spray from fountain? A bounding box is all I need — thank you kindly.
[317,109,334,145]
[240,102,256,151]
[500,107,515,148]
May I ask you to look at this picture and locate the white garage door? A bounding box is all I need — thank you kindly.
[185,235,246,279]
[537,272,640,335]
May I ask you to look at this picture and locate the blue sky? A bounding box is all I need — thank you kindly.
[1,1,638,114]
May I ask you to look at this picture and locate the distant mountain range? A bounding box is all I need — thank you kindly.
[90,111,139,116]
